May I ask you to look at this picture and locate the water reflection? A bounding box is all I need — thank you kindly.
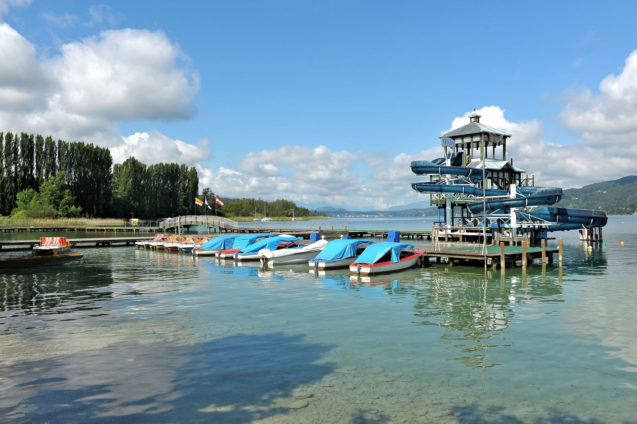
[0,332,334,423]
[0,265,114,318]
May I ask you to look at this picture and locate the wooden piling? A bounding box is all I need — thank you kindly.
[500,242,505,269]
[521,241,527,269]
[558,238,563,265]
[541,239,546,264]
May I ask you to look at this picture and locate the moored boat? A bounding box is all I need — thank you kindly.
[177,236,200,253]
[235,235,302,261]
[349,242,424,275]
[259,237,328,266]
[193,234,240,256]
[0,252,83,269]
[218,233,274,259]
[308,238,374,270]
[32,237,71,255]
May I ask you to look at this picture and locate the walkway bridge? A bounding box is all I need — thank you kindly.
[159,215,238,232]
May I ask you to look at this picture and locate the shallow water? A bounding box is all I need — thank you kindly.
[0,216,635,423]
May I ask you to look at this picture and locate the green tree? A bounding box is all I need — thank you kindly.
[10,172,81,218]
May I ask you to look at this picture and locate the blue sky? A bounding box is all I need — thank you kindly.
[2,0,637,210]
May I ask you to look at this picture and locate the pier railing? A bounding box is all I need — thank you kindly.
[159,215,238,231]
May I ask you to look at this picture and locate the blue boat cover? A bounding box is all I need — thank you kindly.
[231,233,273,250]
[239,235,302,254]
[387,231,400,242]
[198,235,239,250]
[314,239,373,262]
[355,242,415,264]
[310,233,321,243]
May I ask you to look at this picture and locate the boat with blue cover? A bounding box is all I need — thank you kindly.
[193,234,241,256]
[349,242,423,275]
[235,235,303,261]
[218,233,274,259]
[259,236,328,266]
[308,238,374,270]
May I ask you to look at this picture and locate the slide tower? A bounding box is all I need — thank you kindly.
[411,111,607,245]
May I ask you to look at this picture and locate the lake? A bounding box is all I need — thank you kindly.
[1,216,635,423]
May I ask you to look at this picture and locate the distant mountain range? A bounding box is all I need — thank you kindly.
[556,175,637,214]
[311,204,437,217]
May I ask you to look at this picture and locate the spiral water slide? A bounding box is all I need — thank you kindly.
[411,161,607,229]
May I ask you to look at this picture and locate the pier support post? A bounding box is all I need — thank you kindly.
[558,238,563,265]
[499,242,505,270]
[541,239,546,264]
[521,241,527,269]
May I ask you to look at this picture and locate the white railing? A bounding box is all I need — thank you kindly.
[159,215,238,230]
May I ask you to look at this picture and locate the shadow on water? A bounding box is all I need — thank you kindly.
[447,402,608,424]
[0,332,335,423]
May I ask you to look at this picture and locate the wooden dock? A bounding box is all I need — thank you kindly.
[420,240,559,269]
[0,226,158,233]
[0,236,155,251]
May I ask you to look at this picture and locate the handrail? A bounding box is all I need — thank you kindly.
[158,215,239,230]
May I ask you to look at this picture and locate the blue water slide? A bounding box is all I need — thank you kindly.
[411,182,504,196]
[467,188,562,213]
[411,182,562,213]
[519,207,607,228]
[410,161,484,180]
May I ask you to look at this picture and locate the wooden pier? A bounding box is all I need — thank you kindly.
[0,226,158,233]
[420,240,559,269]
[0,236,155,251]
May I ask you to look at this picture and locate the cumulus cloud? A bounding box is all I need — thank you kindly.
[111,131,210,166]
[562,49,637,151]
[449,105,637,188]
[0,22,206,168]
[48,28,199,121]
[201,145,440,210]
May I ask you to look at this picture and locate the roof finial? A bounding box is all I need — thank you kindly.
[469,108,481,123]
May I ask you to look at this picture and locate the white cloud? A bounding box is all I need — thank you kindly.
[449,105,637,188]
[201,145,440,210]
[0,22,206,173]
[111,131,210,166]
[562,49,637,149]
[48,28,199,121]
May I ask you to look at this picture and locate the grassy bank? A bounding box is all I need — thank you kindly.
[0,217,128,228]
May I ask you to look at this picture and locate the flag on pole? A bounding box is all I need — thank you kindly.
[204,197,212,210]
[195,197,203,206]
[215,196,224,207]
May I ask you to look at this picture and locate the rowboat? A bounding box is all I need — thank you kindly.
[259,238,328,266]
[0,252,84,269]
[349,242,423,275]
[308,238,374,270]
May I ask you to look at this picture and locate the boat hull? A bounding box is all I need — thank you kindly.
[349,251,423,275]
[309,256,357,270]
[235,253,260,261]
[262,250,322,266]
[192,249,219,256]
[0,253,84,269]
